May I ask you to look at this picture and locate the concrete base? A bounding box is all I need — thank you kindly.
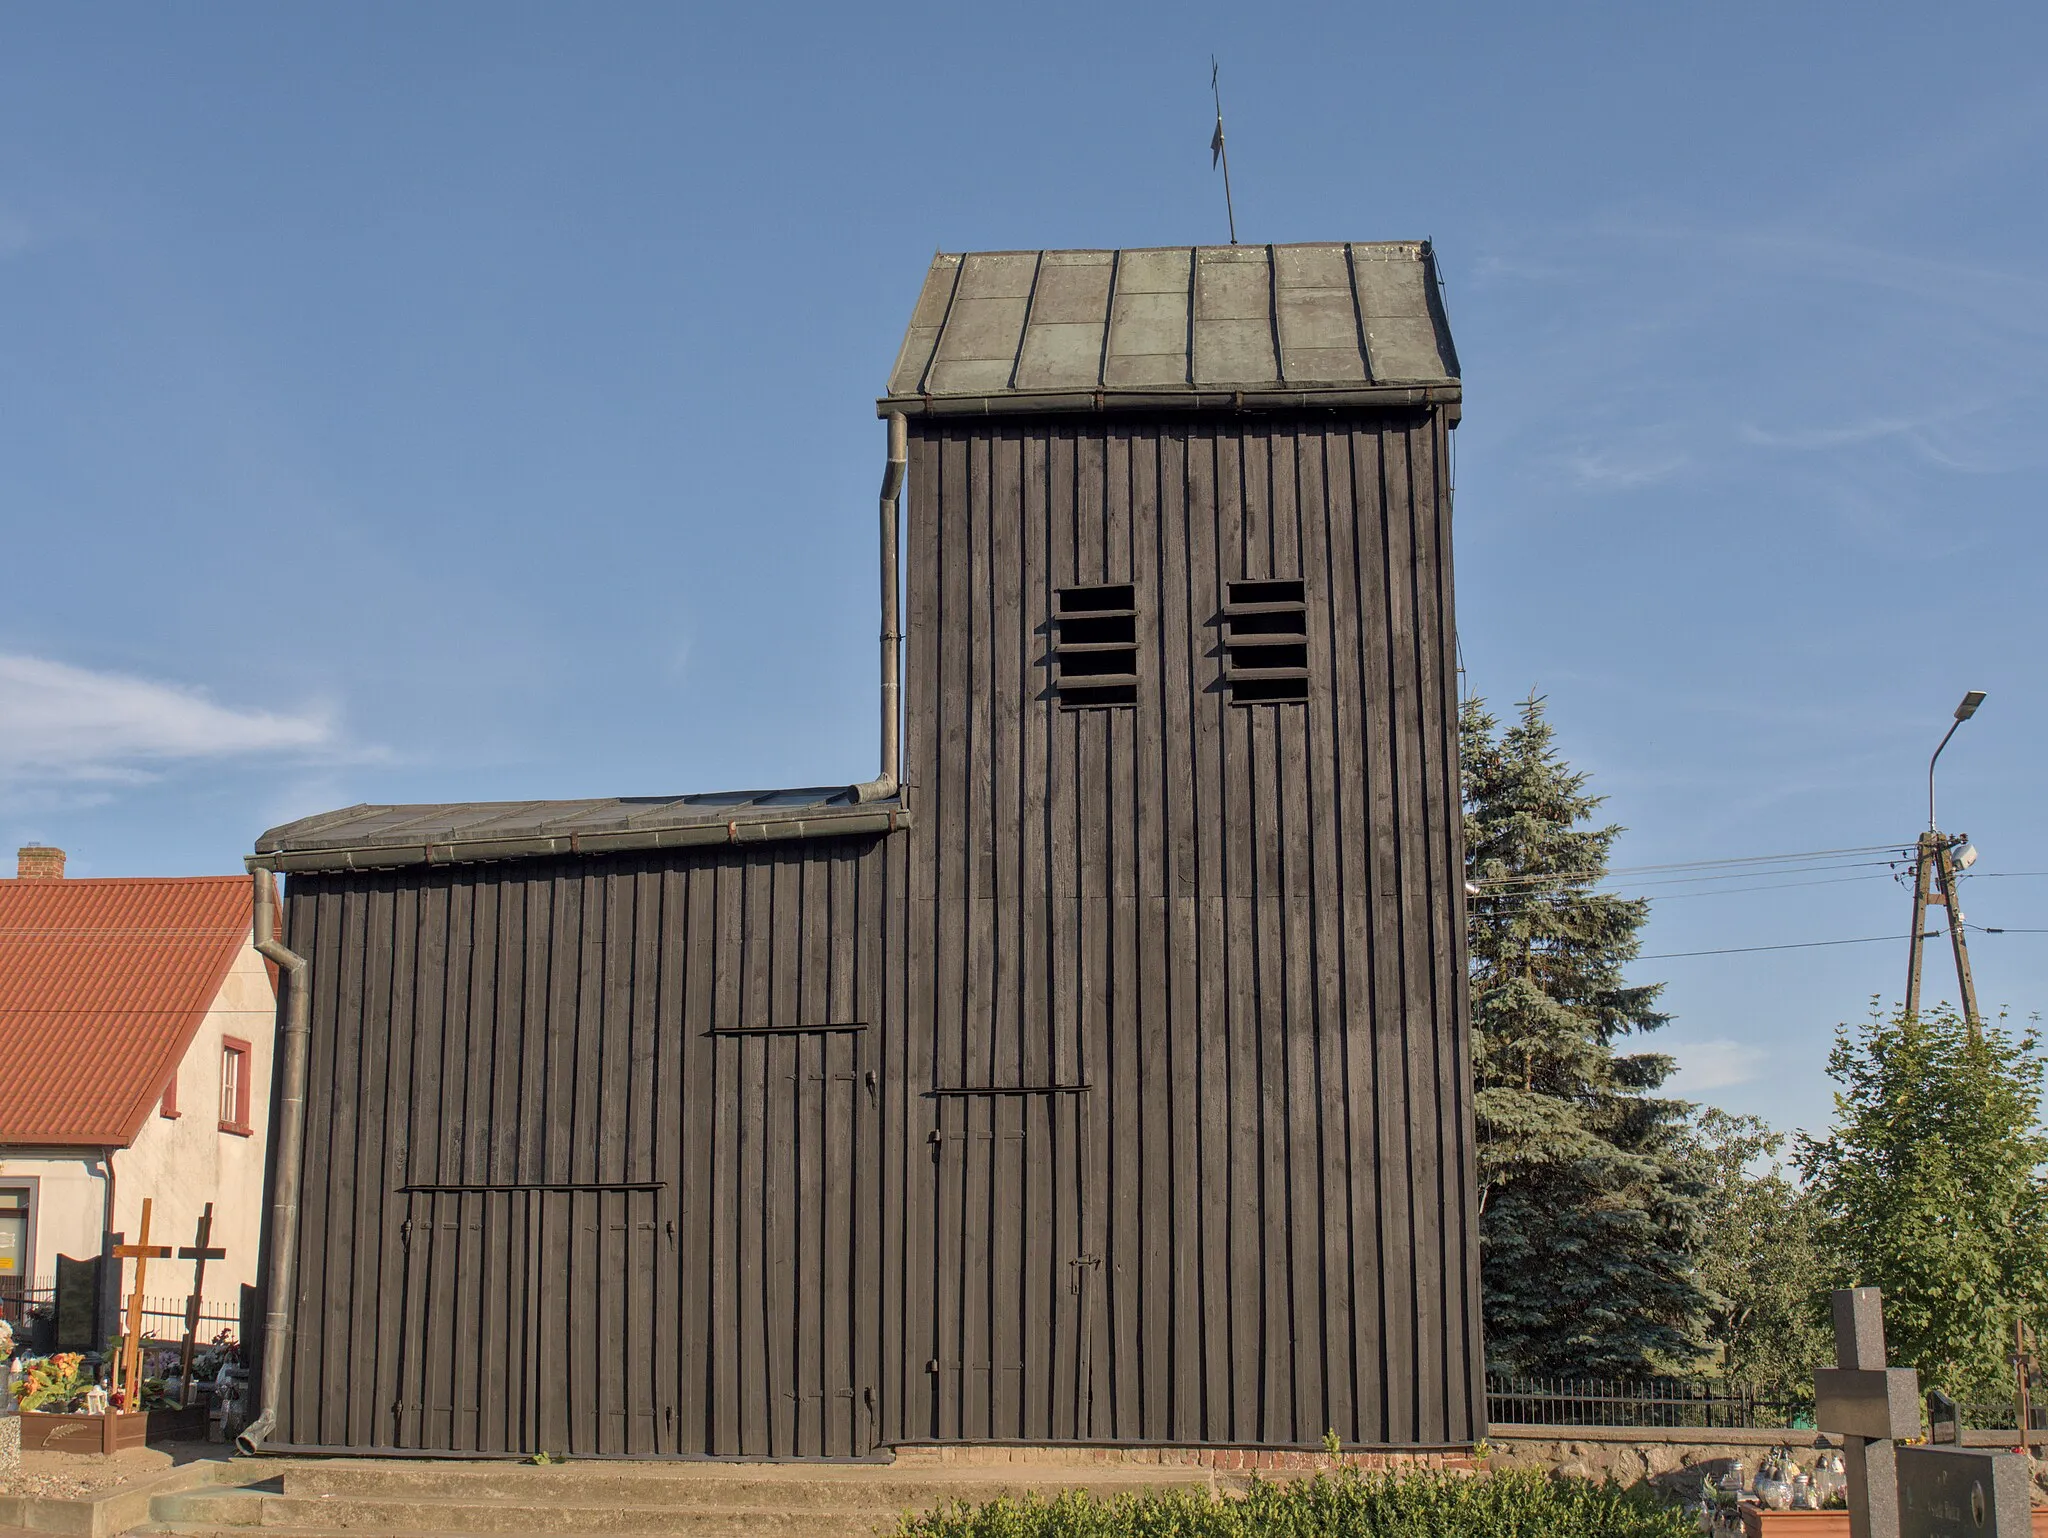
[135,1453,1446,1537]
[0,1445,232,1538]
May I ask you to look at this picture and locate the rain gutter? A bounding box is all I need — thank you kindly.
[876,383,1461,418]
[236,871,308,1455]
[850,411,909,803]
[246,804,911,877]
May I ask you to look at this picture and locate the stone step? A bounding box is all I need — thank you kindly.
[275,1459,1223,1508]
[144,1474,1236,1538]
[147,1487,907,1536]
[136,1531,884,1538]
[145,1531,887,1538]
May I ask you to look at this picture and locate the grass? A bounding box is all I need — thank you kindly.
[898,1467,1694,1538]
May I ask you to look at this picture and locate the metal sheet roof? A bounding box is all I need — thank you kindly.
[0,877,259,1148]
[882,242,1460,417]
[253,787,909,874]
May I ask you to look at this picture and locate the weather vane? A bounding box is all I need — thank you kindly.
[1210,58,1238,245]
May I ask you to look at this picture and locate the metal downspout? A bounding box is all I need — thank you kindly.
[851,411,908,803]
[99,1148,117,1343]
[236,870,310,1455]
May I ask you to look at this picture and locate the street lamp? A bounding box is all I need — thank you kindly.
[1928,690,1987,832]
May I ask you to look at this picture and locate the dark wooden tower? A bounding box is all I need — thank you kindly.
[246,242,1481,1461]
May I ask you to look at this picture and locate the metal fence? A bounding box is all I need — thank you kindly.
[131,1293,240,1344]
[1486,1375,1810,1429]
[0,1279,236,1345]
[1958,1399,2048,1432]
[1486,1376,2048,1434]
[0,1279,53,1331]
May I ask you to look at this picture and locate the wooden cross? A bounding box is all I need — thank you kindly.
[176,1203,226,1398]
[110,1198,172,1410]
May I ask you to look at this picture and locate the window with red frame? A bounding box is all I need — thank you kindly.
[219,1039,252,1135]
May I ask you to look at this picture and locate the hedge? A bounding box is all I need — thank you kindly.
[898,1467,1693,1538]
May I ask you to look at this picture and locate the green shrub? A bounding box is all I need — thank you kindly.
[899,1468,1692,1538]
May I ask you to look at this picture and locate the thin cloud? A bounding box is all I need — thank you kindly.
[1558,445,1691,489]
[1742,414,1953,452]
[0,653,334,781]
[1740,400,2038,477]
[1664,1037,1766,1094]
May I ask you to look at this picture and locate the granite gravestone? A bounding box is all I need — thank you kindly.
[1816,1287,1916,1538]
[1926,1389,1962,1446]
[1896,1445,2029,1538]
[52,1253,100,1352]
[1814,1290,2033,1538]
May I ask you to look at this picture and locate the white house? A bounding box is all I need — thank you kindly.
[0,846,276,1340]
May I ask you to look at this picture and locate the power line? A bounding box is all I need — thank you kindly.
[1639,931,1941,961]
[1644,873,1896,902]
[1622,859,1903,890]
[1602,842,1906,874]
[1472,844,1907,884]
[1473,849,1910,890]
[1461,840,2042,964]
[1470,872,1897,915]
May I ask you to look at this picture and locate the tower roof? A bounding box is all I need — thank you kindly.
[881,242,1460,418]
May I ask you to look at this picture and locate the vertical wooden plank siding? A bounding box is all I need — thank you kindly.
[279,839,897,1458]
[269,404,1474,1457]
[903,410,1477,1448]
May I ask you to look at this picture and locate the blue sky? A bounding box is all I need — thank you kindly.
[3,3,2043,1141]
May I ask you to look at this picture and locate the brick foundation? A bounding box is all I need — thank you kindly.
[889,1444,1478,1472]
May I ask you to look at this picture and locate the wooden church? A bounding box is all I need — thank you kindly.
[245,242,1482,1459]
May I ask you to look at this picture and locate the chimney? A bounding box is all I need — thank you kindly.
[17,846,65,880]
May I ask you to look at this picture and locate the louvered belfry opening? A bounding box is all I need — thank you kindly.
[1223,578,1310,704]
[252,241,1479,1461]
[1054,583,1138,708]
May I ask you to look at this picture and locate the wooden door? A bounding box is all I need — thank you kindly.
[699,1028,869,1456]
[929,1089,1095,1441]
[392,1185,663,1455]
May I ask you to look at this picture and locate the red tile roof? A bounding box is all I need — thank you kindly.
[0,877,267,1148]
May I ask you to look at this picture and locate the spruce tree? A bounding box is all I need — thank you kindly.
[1463,693,1706,1376]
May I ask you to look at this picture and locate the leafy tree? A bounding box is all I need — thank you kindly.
[1680,1109,1831,1400]
[1463,693,1706,1375]
[1797,1001,2048,1398]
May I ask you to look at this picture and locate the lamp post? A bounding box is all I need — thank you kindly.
[1928,689,1987,833]
[1906,690,1987,1028]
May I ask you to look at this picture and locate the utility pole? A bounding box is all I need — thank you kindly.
[1903,830,1980,1030]
[1905,691,1987,1034]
